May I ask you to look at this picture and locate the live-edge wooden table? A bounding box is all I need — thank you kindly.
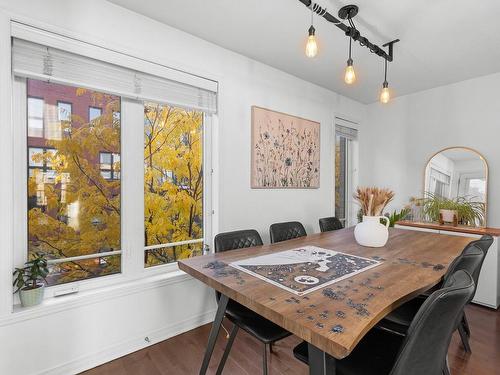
[178,227,471,375]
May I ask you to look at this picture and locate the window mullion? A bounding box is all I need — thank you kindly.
[120,98,145,277]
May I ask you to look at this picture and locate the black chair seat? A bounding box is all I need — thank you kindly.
[225,300,290,344]
[379,296,426,334]
[294,328,404,375]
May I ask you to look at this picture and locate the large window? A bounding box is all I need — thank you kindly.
[335,122,358,227]
[144,103,204,266]
[26,79,121,286]
[12,34,217,298]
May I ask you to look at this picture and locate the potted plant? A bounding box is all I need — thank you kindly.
[353,187,394,247]
[384,207,411,227]
[13,253,49,307]
[421,192,485,227]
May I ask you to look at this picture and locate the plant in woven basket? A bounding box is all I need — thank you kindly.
[354,187,395,216]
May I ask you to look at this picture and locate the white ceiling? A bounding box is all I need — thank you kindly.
[108,0,500,104]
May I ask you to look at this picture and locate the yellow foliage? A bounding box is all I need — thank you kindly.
[27,87,204,282]
[28,90,121,284]
[144,103,204,265]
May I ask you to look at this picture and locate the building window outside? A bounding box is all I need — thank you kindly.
[89,106,102,122]
[28,97,44,137]
[57,101,72,122]
[99,152,120,180]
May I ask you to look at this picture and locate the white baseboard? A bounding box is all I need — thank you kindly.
[38,309,217,375]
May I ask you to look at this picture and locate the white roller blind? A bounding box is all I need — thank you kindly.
[335,124,358,140]
[12,38,217,114]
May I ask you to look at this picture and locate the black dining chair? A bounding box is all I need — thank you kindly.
[319,217,344,232]
[213,229,291,375]
[293,270,475,375]
[269,221,307,243]
[376,235,492,353]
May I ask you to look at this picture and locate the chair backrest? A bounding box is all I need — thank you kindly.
[443,235,492,298]
[390,270,474,375]
[214,229,263,253]
[318,217,344,233]
[213,229,263,302]
[269,221,306,243]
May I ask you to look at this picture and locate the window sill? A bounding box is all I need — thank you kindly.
[0,268,192,327]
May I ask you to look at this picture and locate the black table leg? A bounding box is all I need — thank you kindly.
[215,324,239,375]
[200,294,229,375]
[308,343,336,375]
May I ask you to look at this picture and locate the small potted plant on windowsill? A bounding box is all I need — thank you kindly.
[13,253,49,308]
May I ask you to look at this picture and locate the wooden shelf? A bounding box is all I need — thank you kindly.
[396,220,500,237]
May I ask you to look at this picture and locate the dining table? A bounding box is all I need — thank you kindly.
[178,227,472,375]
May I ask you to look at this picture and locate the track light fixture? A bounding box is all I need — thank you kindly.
[299,1,399,102]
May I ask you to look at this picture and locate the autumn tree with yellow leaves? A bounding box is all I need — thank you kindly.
[27,83,204,284]
[28,88,121,284]
[144,103,204,265]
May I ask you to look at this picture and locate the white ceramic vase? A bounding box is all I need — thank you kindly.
[354,215,390,248]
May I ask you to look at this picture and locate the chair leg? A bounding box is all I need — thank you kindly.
[263,343,268,375]
[462,313,471,337]
[269,342,273,353]
[458,323,472,353]
[215,324,239,375]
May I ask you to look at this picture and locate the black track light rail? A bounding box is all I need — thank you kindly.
[298,0,399,62]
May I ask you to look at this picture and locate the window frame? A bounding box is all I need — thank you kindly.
[14,78,126,297]
[142,108,213,268]
[13,77,215,301]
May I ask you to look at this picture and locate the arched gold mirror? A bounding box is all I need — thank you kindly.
[423,147,488,227]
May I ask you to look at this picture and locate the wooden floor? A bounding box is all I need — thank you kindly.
[82,304,499,375]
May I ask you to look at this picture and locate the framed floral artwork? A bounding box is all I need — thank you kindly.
[251,106,320,188]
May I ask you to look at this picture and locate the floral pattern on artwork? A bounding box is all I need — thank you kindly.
[251,107,320,188]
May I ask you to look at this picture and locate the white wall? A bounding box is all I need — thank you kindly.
[0,1,366,374]
[362,72,500,226]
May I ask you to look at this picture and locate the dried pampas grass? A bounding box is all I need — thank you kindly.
[354,187,395,216]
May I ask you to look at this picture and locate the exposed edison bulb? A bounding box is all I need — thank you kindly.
[344,60,356,84]
[305,26,318,58]
[380,83,390,104]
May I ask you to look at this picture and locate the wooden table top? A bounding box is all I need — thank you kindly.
[178,227,471,359]
[396,220,500,237]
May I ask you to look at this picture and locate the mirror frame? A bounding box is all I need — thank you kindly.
[423,146,488,227]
